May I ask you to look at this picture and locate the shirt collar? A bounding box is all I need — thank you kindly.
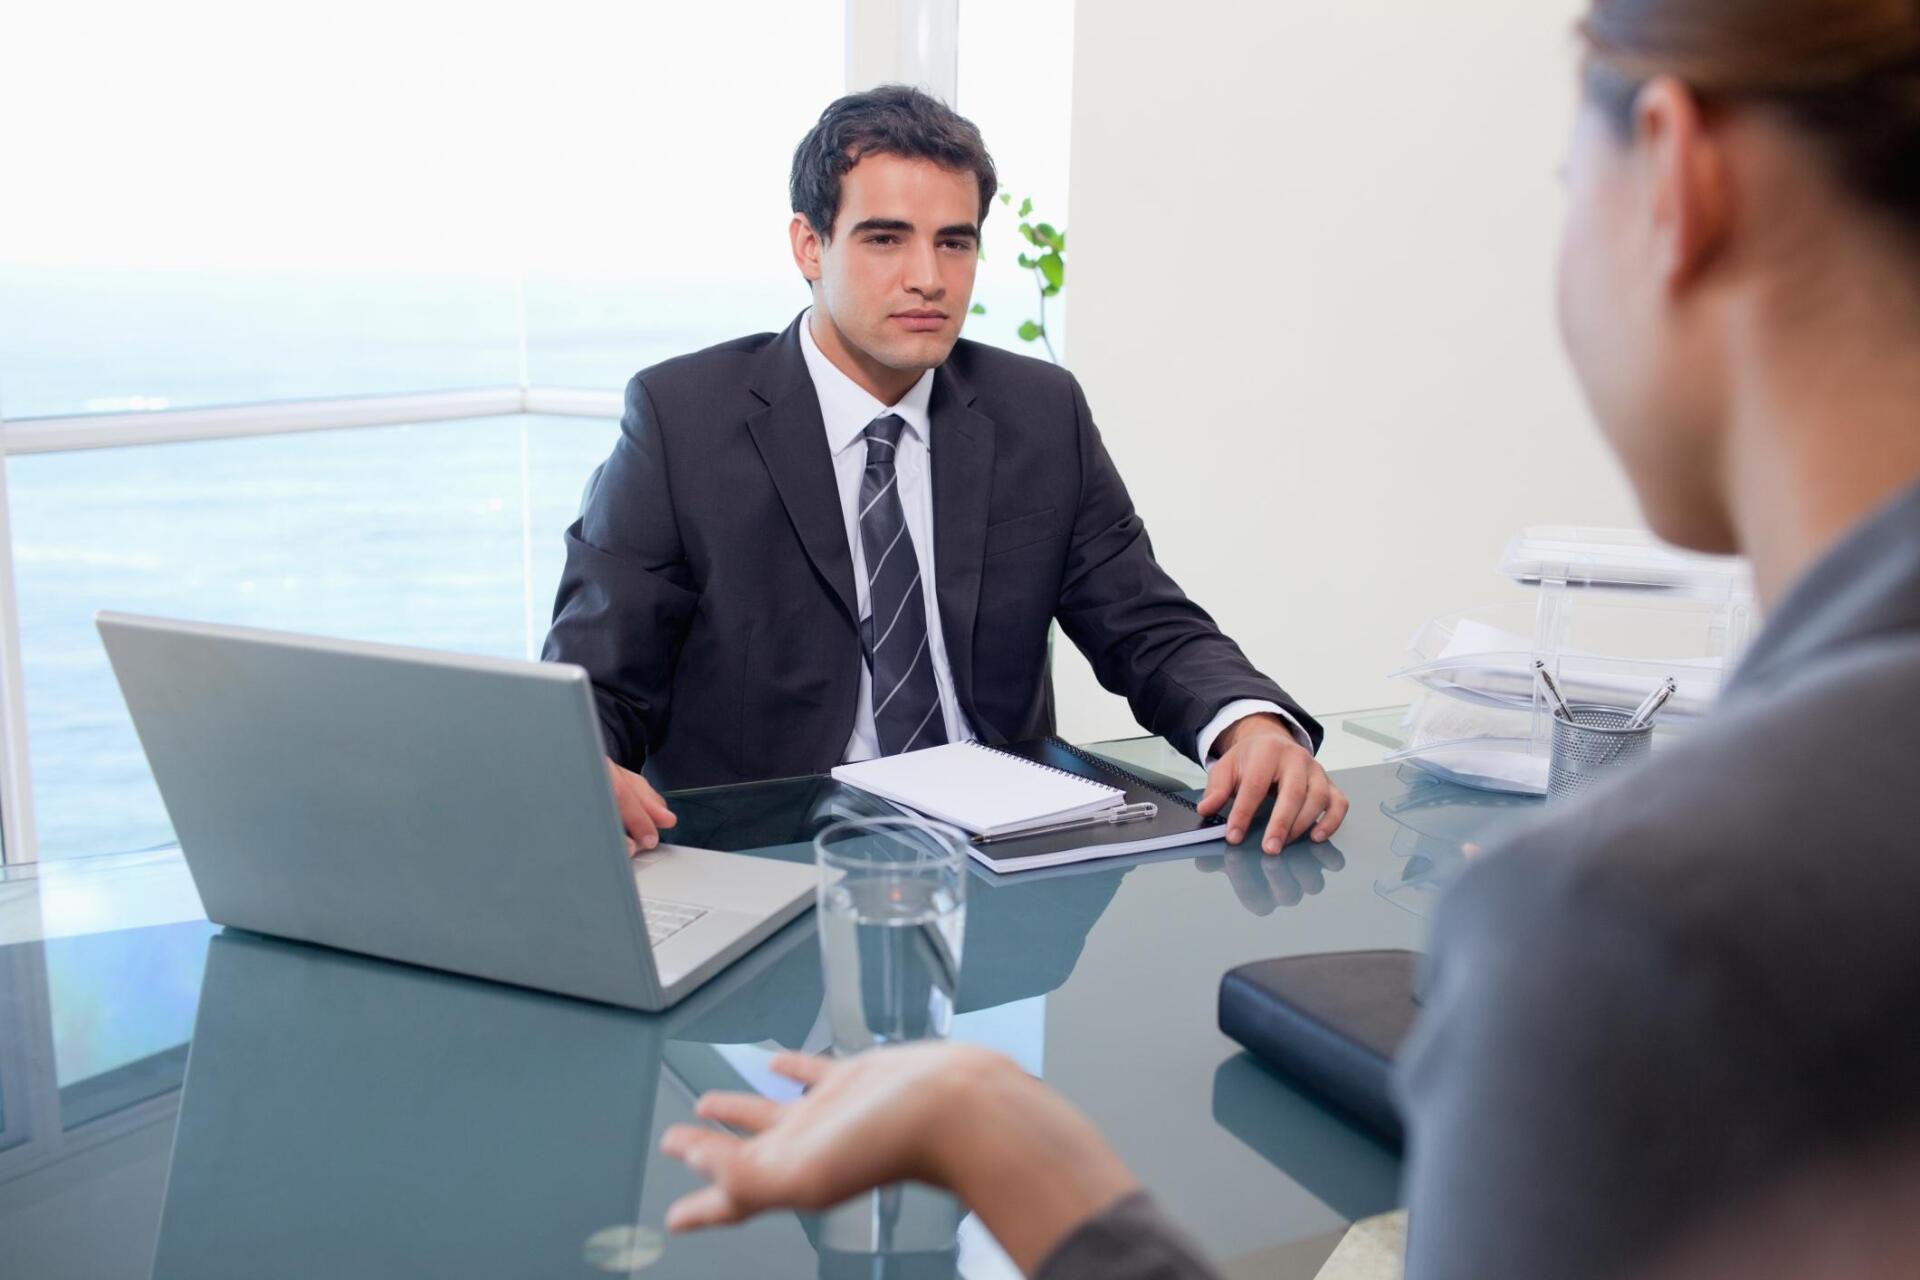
[798,307,936,456]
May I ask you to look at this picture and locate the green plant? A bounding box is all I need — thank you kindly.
[969,193,1065,364]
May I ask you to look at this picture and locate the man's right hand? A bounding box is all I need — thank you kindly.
[607,758,677,854]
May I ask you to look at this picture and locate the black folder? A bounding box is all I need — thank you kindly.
[960,737,1226,873]
[1217,949,1423,1147]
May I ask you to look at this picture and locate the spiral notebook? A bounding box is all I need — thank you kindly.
[830,738,1227,873]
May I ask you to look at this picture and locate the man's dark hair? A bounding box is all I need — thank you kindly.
[790,85,998,240]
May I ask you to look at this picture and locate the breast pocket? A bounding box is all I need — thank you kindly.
[983,507,1060,558]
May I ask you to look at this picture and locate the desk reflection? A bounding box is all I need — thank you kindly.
[1196,844,1347,916]
[1211,1053,1401,1223]
[155,922,825,1279]
[151,854,1124,1280]
[1371,767,1543,920]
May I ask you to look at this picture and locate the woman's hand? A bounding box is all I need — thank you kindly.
[659,1042,1140,1273]
[660,1044,977,1227]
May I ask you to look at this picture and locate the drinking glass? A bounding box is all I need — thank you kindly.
[813,816,967,1055]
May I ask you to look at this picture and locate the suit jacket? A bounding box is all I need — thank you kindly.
[1031,480,1920,1280]
[544,314,1320,791]
[1394,478,1920,1279]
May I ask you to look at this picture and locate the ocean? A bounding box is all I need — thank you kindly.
[0,267,820,860]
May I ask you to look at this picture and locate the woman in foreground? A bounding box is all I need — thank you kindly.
[662,1,1920,1276]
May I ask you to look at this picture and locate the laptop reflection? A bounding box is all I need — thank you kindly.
[152,923,820,1279]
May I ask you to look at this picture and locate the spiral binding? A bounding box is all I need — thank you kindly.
[967,738,1203,813]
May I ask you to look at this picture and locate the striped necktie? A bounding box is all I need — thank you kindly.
[859,413,947,756]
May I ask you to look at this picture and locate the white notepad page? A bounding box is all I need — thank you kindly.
[831,742,1125,838]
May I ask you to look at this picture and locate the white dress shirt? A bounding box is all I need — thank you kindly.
[800,313,974,763]
[797,311,1309,764]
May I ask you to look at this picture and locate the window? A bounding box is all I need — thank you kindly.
[958,0,1077,362]
[0,2,843,860]
[7,417,618,857]
[0,2,842,416]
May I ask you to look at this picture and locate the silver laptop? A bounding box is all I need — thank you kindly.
[96,611,816,1011]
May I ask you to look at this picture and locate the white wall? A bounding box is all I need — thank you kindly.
[1054,0,1643,740]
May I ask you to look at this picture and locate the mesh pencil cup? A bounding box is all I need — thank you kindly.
[1547,706,1654,802]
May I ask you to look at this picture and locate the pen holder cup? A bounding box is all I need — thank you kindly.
[1548,707,1654,803]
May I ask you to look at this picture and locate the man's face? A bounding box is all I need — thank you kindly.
[794,152,981,374]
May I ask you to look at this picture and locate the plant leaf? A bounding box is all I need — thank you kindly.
[1038,252,1065,291]
[1033,222,1063,250]
[999,192,1012,206]
[1019,197,1033,217]
[969,303,987,315]
[1016,252,1036,270]
[1017,222,1039,245]
[1017,320,1044,342]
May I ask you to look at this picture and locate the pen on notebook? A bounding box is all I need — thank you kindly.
[972,802,1158,846]
[1532,659,1576,722]
[1627,677,1679,729]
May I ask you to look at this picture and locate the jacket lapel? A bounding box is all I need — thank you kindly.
[746,317,860,627]
[929,362,997,734]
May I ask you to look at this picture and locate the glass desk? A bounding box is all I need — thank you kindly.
[0,711,1546,1279]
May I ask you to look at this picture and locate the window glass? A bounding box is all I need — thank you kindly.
[0,2,844,416]
[957,0,1077,363]
[0,0,843,858]
[519,4,842,389]
[7,415,617,859]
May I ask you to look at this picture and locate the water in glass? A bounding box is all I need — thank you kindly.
[815,817,966,1055]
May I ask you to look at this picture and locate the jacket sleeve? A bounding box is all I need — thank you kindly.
[1051,374,1322,762]
[1033,1192,1222,1280]
[541,372,699,771]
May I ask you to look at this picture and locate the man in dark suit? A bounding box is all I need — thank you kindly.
[545,86,1346,854]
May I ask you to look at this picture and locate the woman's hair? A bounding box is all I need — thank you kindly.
[1580,0,1920,232]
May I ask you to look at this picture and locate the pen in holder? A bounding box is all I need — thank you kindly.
[1547,705,1655,802]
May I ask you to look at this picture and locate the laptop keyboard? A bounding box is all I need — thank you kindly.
[643,898,708,946]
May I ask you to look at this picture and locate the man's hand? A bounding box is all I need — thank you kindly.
[1197,714,1349,854]
[607,758,677,854]
[659,1044,1139,1274]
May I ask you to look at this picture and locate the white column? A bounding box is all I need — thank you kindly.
[0,441,40,864]
[846,0,959,102]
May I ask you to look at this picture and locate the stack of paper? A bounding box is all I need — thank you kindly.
[831,742,1123,839]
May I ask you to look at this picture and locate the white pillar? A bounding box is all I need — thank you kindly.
[845,0,959,103]
[0,438,41,864]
